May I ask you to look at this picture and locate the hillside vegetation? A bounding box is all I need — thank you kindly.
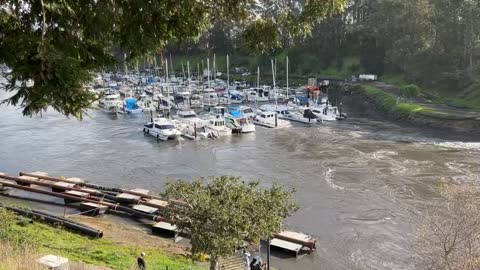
[0,209,202,270]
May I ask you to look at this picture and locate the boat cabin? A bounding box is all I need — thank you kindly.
[211,106,227,116]
[177,110,198,119]
[104,94,119,101]
[209,118,226,127]
[258,111,277,119]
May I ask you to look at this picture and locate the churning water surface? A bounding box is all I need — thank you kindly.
[1,92,479,270]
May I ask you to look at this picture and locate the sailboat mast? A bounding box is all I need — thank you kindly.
[286,56,289,101]
[187,61,190,91]
[169,53,173,77]
[272,59,277,107]
[153,57,157,77]
[124,53,128,78]
[257,66,260,88]
[275,58,277,106]
[165,59,170,118]
[182,62,185,81]
[207,57,210,87]
[256,66,260,108]
[227,54,230,103]
[213,53,216,81]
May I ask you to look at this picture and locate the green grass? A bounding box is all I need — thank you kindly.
[448,82,480,111]
[381,74,409,87]
[7,222,203,270]
[360,85,432,118]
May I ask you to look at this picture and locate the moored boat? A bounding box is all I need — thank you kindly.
[225,109,256,133]
[143,117,181,141]
[253,111,291,128]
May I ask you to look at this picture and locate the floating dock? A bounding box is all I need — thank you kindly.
[271,230,317,257]
[0,171,317,257]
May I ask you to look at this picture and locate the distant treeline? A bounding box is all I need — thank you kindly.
[162,0,479,94]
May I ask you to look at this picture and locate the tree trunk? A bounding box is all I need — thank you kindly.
[210,255,220,270]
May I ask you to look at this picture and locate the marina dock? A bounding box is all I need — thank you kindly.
[0,171,317,258]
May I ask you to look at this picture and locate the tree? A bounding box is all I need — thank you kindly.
[0,0,348,118]
[162,176,298,270]
[415,184,480,270]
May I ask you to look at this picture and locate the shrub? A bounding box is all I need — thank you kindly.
[0,209,37,250]
[400,84,420,98]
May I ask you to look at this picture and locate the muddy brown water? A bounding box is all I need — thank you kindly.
[1,91,479,269]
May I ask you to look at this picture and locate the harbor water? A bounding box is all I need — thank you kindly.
[1,96,479,269]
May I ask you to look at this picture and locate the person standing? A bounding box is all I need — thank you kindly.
[242,248,251,270]
[137,252,147,270]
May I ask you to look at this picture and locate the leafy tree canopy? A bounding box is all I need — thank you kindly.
[162,176,298,270]
[0,0,348,118]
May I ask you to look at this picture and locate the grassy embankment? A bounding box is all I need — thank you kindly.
[0,210,203,270]
[382,74,480,111]
[355,84,438,119]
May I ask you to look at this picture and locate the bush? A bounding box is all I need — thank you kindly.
[400,84,420,98]
[0,209,37,250]
[360,85,429,119]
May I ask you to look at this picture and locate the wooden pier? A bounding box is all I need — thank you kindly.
[0,171,317,257]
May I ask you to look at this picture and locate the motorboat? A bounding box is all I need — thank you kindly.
[173,91,191,110]
[173,110,209,140]
[253,111,291,128]
[310,105,339,121]
[311,97,347,121]
[260,104,320,124]
[203,88,219,107]
[208,106,228,116]
[155,96,174,112]
[229,90,244,104]
[138,96,156,112]
[235,105,256,119]
[189,94,203,108]
[119,98,143,114]
[245,87,269,103]
[99,94,122,114]
[225,109,256,133]
[143,117,181,141]
[218,95,231,105]
[203,114,232,137]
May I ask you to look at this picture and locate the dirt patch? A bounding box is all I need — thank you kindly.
[69,216,190,257]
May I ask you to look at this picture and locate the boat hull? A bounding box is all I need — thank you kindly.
[241,124,256,133]
[252,119,291,129]
[279,115,319,124]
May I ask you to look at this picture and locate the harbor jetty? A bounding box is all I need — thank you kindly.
[0,171,317,259]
